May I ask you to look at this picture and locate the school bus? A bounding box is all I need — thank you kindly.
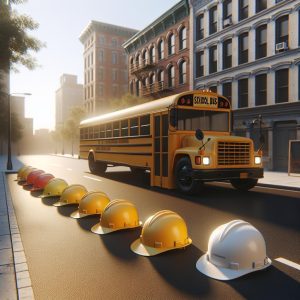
[79,91,263,194]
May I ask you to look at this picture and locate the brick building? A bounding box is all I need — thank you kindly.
[123,0,191,100]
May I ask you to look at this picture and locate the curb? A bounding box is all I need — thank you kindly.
[3,172,35,300]
[257,183,300,192]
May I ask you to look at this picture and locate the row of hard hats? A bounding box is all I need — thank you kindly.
[16,165,271,280]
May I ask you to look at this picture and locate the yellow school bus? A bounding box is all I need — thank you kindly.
[79,91,263,194]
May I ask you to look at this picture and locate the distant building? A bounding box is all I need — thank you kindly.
[79,21,138,116]
[123,0,190,99]
[190,0,300,171]
[55,74,83,129]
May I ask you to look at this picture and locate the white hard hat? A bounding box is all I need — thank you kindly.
[196,220,271,280]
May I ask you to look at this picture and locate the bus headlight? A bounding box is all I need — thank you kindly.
[255,156,262,164]
[203,157,210,165]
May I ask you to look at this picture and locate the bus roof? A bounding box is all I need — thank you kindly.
[80,90,223,127]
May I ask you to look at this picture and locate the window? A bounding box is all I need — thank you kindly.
[168,33,175,55]
[255,74,267,106]
[238,78,248,108]
[121,120,128,136]
[106,123,112,138]
[136,54,140,67]
[256,0,267,13]
[239,0,248,21]
[179,60,187,85]
[223,0,232,20]
[140,115,150,135]
[209,86,217,93]
[179,26,187,50]
[222,82,232,104]
[196,14,204,41]
[142,50,148,66]
[223,39,232,69]
[99,68,104,81]
[275,68,289,103]
[239,33,248,64]
[100,125,105,138]
[196,51,204,78]
[158,70,164,90]
[209,45,217,74]
[99,84,104,96]
[99,49,104,64]
[150,46,155,64]
[168,65,175,88]
[256,25,267,59]
[136,80,140,96]
[112,52,117,64]
[113,121,120,137]
[130,118,139,136]
[99,36,105,45]
[111,38,117,48]
[276,15,289,46]
[158,39,164,60]
[209,6,218,35]
[112,69,117,81]
[130,81,134,95]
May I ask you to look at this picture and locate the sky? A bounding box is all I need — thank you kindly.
[10,0,179,132]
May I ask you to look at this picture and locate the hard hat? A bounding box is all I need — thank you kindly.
[17,165,30,181]
[53,184,87,206]
[30,173,55,192]
[18,166,35,183]
[39,178,68,198]
[23,169,45,186]
[196,220,271,280]
[130,210,192,256]
[70,191,110,218]
[91,199,142,234]
[20,167,38,185]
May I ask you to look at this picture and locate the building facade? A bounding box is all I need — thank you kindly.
[123,0,191,100]
[55,74,83,129]
[191,0,300,171]
[79,21,138,116]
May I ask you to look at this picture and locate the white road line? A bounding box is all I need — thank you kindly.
[275,257,300,271]
[83,175,102,182]
[66,168,72,171]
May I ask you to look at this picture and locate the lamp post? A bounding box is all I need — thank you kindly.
[7,92,31,170]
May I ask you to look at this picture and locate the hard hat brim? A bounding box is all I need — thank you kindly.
[29,187,43,192]
[130,237,192,257]
[53,201,76,207]
[196,254,272,280]
[70,210,90,219]
[91,221,142,235]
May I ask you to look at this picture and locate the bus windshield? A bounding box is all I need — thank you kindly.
[177,109,229,132]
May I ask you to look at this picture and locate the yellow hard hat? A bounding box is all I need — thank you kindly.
[39,178,68,198]
[91,199,142,234]
[17,165,29,181]
[131,210,192,256]
[70,191,110,218]
[53,184,87,206]
[18,166,35,183]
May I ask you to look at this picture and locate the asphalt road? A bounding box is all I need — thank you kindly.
[8,155,300,299]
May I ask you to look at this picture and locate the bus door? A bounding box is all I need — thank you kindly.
[153,112,169,188]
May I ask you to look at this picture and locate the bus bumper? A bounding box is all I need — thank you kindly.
[192,168,264,181]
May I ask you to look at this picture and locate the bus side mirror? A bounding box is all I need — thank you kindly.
[195,129,204,141]
[170,108,177,127]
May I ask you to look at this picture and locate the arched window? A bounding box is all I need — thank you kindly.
[179,60,187,84]
[130,57,134,71]
[136,80,140,97]
[158,70,164,91]
[158,39,164,60]
[149,46,155,64]
[142,50,148,66]
[168,65,175,88]
[179,26,187,50]
[168,33,175,56]
[136,54,140,67]
[130,81,134,95]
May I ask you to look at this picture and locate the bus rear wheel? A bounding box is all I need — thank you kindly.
[230,178,258,191]
[88,154,107,175]
[175,157,202,195]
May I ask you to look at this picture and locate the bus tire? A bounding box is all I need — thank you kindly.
[230,178,258,191]
[175,157,201,195]
[88,154,107,175]
[130,167,145,176]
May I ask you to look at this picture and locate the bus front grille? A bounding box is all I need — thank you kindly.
[217,142,251,166]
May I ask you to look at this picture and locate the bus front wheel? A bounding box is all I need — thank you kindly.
[88,154,107,175]
[175,157,202,195]
[230,178,258,191]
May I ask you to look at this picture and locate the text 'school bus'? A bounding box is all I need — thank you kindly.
[79,91,263,194]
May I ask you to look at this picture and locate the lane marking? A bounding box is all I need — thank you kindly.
[275,257,300,271]
[83,176,102,182]
[66,168,72,171]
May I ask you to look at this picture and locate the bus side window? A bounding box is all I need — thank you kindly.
[100,125,105,138]
[140,115,150,135]
[169,108,177,128]
[113,121,120,137]
[121,120,128,137]
[130,118,138,136]
[106,123,112,138]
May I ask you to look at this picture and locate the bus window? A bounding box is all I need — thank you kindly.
[121,120,128,136]
[130,118,138,136]
[113,121,120,137]
[106,123,112,138]
[94,125,100,139]
[140,115,150,135]
[88,127,93,139]
[100,125,105,138]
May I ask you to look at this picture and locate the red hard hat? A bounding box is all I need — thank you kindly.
[30,173,55,191]
[23,169,45,186]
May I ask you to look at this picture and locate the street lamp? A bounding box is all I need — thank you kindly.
[7,92,31,170]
